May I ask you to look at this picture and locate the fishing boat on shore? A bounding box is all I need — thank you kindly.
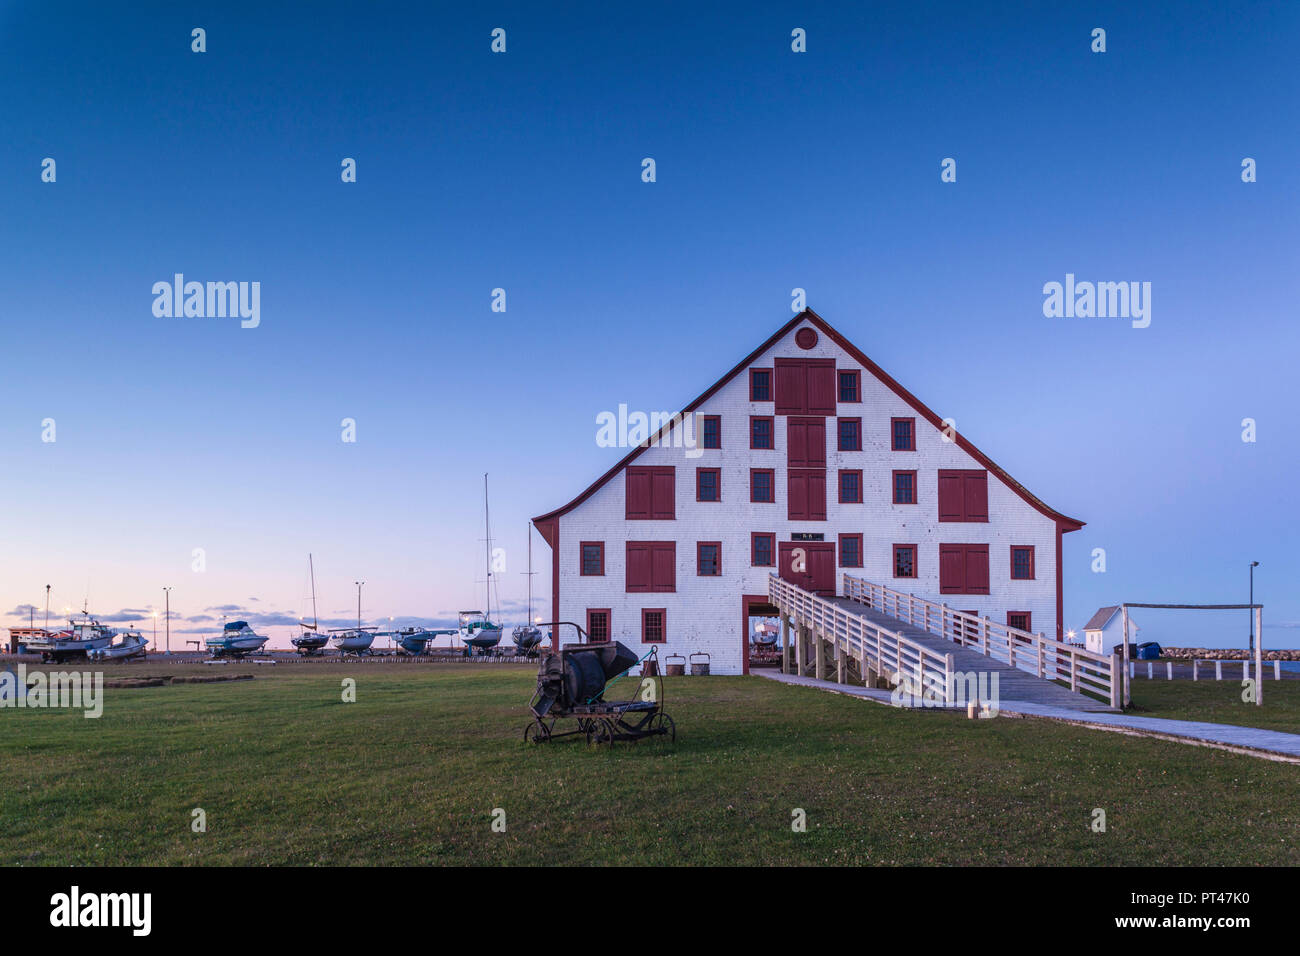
[207,621,269,659]
[88,630,149,662]
[291,554,330,656]
[26,606,116,663]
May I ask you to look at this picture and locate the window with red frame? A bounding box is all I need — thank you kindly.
[839,533,863,568]
[837,417,862,451]
[838,469,863,503]
[749,369,772,402]
[838,370,860,403]
[750,468,775,503]
[893,544,917,578]
[1011,546,1035,580]
[701,415,721,449]
[696,467,721,502]
[579,541,604,576]
[892,470,917,504]
[1007,611,1032,633]
[750,415,774,449]
[697,541,721,576]
[641,608,666,643]
[752,532,775,567]
[891,417,915,451]
[587,609,610,643]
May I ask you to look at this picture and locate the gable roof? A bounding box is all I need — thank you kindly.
[532,308,1085,541]
[1083,606,1120,631]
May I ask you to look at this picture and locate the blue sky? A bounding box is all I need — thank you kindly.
[1,1,1296,648]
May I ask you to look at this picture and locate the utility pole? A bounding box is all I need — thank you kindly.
[163,587,173,655]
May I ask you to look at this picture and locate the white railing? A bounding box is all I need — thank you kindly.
[768,574,957,704]
[842,575,1120,708]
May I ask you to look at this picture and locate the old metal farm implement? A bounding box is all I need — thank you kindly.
[525,623,675,746]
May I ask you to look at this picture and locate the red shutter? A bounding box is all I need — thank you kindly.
[965,545,989,594]
[788,470,808,520]
[774,361,807,414]
[787,469,826,520]
[626,469,650,519]
[626,543,651,592]
[787,418,825,469]
[938,469,988,522]
[806,362,836,414]
[939,544,965,593]
[964,472,988,522]
[937,472,963,522]
[807,470,826,519]
[651,467,676,519]
[651,543,676,592]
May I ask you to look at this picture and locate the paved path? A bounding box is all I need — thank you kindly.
[755,669,1300,764]
[823,595,1116,712]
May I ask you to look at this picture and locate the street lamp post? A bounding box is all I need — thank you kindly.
[163,587,173,655]
[1249,561,1260,655]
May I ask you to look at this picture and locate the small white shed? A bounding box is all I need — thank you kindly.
[1083,606,1139,654]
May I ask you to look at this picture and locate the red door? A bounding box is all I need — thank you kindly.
[778,542,836,596]
[787,416,826,521]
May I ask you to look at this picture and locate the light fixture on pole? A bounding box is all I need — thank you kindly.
[163,587,173,655]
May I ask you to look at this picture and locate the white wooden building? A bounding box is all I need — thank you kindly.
[532,310,1084,675]
[1082,606,1140,655]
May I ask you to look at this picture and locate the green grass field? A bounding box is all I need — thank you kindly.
[2,662,1298,866]
[1129,678,1300,734]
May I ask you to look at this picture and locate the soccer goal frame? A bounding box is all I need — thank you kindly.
[1118,603,1264,707]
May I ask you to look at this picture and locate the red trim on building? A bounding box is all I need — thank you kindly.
[749,368,773,402]
[750,468,775,503]
[751,531,776,566]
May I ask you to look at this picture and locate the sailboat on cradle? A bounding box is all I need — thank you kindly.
[291,554,329,656]
[461,473,503,656]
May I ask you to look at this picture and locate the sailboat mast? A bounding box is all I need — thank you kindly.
[44,584,50,631]
[483,473,492,617]
[309,554,318,630]
[526,523,533,620]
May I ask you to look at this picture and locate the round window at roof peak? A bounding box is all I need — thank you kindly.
[795,327,818,349]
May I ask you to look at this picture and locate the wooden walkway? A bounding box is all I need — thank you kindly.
[824,594,1116,712]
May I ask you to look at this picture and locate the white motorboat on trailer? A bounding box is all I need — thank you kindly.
[207,621,269,659]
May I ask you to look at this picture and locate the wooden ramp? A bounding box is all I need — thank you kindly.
[768,573,1122,714]
[826,595,1115,712]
